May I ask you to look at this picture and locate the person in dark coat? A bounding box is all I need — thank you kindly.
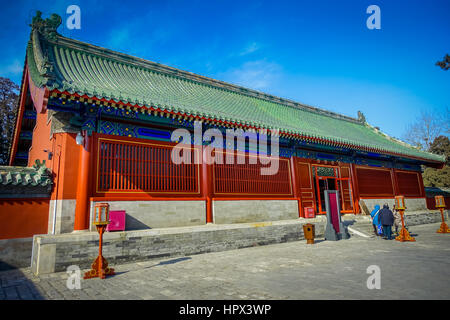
[377,204,395,240]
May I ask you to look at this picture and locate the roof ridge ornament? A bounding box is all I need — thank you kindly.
[30,11,62,41]
[33,159,50,176]
[357,110,366,123]
[29,11,61,85]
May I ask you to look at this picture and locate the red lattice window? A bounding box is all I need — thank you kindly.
[356,167,394,197]
[97,139,199,193]
[213,152,292,195]
[396,171,422,197]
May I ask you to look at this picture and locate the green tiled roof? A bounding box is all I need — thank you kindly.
[0,160,52,187]
[424,187,450,197]
[26,12,445,164]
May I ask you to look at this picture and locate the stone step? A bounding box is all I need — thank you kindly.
[346,226,375,239]
[343,219,376,238]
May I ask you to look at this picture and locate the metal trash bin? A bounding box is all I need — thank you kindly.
[303,223,315,244]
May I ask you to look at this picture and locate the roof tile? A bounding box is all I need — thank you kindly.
[25,13,445,163]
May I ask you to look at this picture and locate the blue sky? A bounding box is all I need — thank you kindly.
[0,0,449,139]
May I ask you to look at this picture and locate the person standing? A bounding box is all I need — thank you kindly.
[393,208,402,236]
[378,204,395,240]
[370,205,382,237]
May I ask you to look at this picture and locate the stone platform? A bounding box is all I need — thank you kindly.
[31,217,327,275]
[341,209,447,227]
[3,223,449,300]
[13,209,449,275]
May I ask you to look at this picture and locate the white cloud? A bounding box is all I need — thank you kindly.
[105,18,174,59]
[217,59,282,91]
[239,42,261,56]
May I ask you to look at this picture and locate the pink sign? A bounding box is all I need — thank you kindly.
[106,210,126,232]
[328,193,340,233]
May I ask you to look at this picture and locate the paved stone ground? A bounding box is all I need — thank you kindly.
[0,222,449,300]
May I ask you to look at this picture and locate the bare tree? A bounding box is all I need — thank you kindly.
[0,77,20,164]
[402,110,448,151]
[436,54,450,71]
[443,106,450,136]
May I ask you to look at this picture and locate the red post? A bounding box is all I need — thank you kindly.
[349,163,360,214]
[437,208,450,233]
[392,168,400,196]
[84,225,115,279]
[289,156,302,217]
[418,171,426,197]
[98,225,104,279]
[395,209,416,242]
[202,145,213,223]
[74,132,91,231]
[394,196,415,242]
[435,196,450,233]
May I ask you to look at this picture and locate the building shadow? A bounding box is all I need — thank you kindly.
[342,220,356,227]
[110,257,193,277]
[125,214,152,231]
[309,239,326,244]
[0,261,45,300]
[144,257,192,269]
[0,260,18,272]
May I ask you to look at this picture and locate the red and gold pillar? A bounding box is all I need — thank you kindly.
[202,145,213,224]
[74,131,91,231]
[349,163,360,214]
[392,168,400,196]
[289,156,303,217]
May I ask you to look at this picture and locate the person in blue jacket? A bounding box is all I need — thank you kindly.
[370,205,382,237]
[377,204,395,240]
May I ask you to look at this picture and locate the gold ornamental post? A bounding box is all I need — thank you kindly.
[394,195,415,242]
[84,203,115,279]
[435,196,450,234]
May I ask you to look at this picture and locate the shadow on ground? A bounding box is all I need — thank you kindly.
[0,261,45,300]
[144,257,192,269]
[110,257,193,277]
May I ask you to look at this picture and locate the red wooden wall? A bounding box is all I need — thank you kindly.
[91,133,426,216]
[93,133,294,200]
[96,137,199,194]
[396,170,423,197]
[356,166,395,197]
[93,134,201,198]
[356,165,424,200]
[0,198,49,240]
[212,151,292,196]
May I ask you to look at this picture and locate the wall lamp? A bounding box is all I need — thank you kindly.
[76,131,84,146]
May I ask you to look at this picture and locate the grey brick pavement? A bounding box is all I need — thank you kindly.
[0,222,449,300]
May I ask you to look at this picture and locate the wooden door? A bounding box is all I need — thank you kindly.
[338,167,353,213]
[296,161,315,214]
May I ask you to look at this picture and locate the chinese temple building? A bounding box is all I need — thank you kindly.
[1,11,445,240]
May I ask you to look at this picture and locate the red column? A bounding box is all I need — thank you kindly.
[417,171,426,197]
[74,132,91,231]
[202,146,213,223]
[289,156,302,217]
[392,168,400,196]
[349,163,360,214]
